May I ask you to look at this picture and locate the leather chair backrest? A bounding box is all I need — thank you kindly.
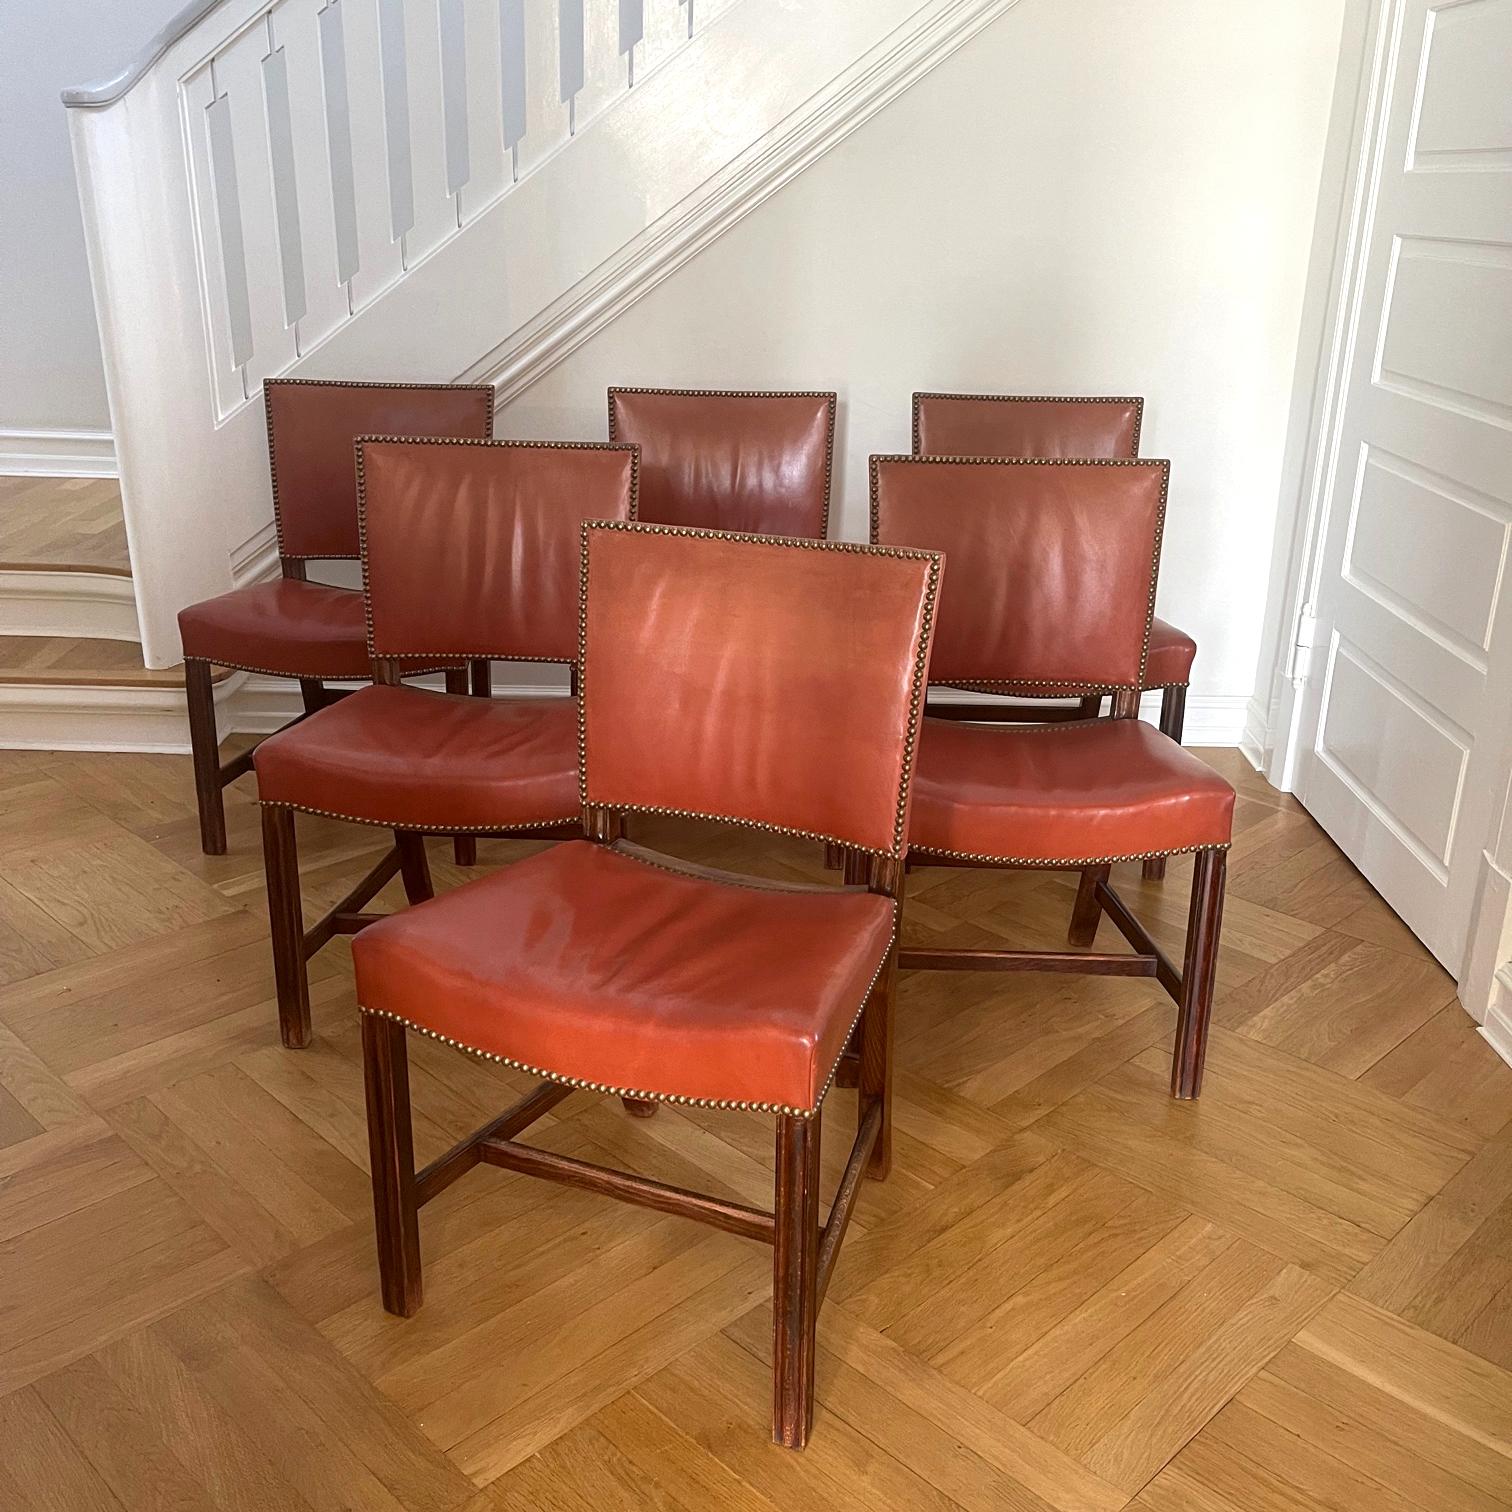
[608,388,835,538]
[267,379,494,559]
[870,456,1166,693]
[358,438,638,662]
[580,523,941,858]
[912,393,1142,461]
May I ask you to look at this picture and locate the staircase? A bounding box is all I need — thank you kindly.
[23,0,1022,744]
[0,475,224,749]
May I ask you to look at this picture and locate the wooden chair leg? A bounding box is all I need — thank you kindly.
[299,677,325,716]
[1068,865,1109,947]
[621,1096,658,1118]
[261,804,310,1048]
[440,667,479,866]
[1077,694,1104,718]
[361,1012,422,1316]
[185,658,227,856]
[772,1111,821,1449]
[1144,685,1189,881]
[822,843,843,871]
[394,832,434,905]
[860,945,896,1179]
[469,658,491,697]
[1172,847,1225,1099]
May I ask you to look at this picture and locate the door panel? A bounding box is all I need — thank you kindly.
[1296,0,1512,971]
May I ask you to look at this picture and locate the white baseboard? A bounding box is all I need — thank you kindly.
[1239,695,1269,774]
[226,671,571,736]
[0,674,238,753]
[929,690,1249,748]
[0,673,563,754]
[1481,971,1512,1071]
[0,568,139,641]
[1168,693,1250,749]
[0,428,117,477]
[0,674,1251,755]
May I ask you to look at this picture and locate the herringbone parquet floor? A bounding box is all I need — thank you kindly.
[1,743,1510,1509]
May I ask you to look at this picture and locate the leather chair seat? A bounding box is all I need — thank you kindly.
[179,580,377,679]
[943,618,1196,706]
[1145,617,1196,687]
[352,840,897,1113]
[911,716,1234,864]
[253,684,579,830]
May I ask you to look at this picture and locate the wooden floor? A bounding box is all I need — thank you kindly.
[0,476,131,573]
[0,744,1509,1509]
[0,635,225,687]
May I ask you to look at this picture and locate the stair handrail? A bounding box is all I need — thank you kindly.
[62,0,232,107]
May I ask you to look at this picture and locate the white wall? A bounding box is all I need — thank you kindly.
[0,0,184,440]
[498,0,1346,724]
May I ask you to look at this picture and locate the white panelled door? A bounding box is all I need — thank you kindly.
[1293,0,1512,972]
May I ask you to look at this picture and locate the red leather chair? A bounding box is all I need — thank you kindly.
[252,437,638,1048]
[349,521,941,1449]
[912,392,1197,880]
[871,455,1234,1099]
[179,379,494,856]
[608,387,836,537]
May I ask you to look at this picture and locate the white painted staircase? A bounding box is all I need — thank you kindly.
[2,0,1023,748]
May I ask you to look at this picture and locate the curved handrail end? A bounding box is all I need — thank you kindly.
[61,0,231,108]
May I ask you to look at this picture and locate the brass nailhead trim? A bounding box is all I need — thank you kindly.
[256,797,575,833]
[575,520,942,860]
[943,675,1191,698]
[182,654,460,680]
[940,681,1110,698]
[266,378,494,562]
[358,921,896,1119]
[910,392,1144,459]
[868,454,1169,693]
[608,387,838,540]
[906,718,1233,858]
[909,840,1231,868]
[354,435,641,662]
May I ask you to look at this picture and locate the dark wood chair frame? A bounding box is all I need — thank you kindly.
[361,819,903,1450]
[262,657,589,1051]
[910,392,1189,880]
[262,423,642,1052]
[186,380,493,860]
[872,453,1226,1098]
[905,688,1227,1100]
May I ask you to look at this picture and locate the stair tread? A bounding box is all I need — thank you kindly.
[0,636,232,689]
[0,476,131,575]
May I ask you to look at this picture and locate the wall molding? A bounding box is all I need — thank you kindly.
[230,520,279,586]
[1481,968,1512,1071]
[1240,695,1270,774]
[0,428,117,477]
[470,0,1027,403]
[0,568,139,641]
[0,672,239,754]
